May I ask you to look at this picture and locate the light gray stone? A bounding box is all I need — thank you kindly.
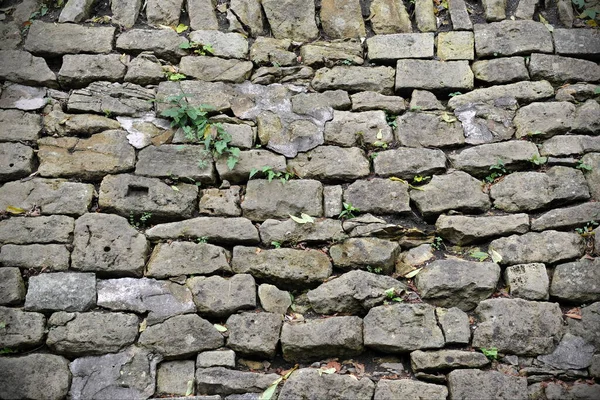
[281,368,375,399]
[396,60,474,92]
[116,29,188,62]
[124,53,164,85]
[259,218,346,245]
[111,0,142,28]
[312,66,395,94]
[532,202,600,231]
[136,145,216,183]
[375,379,446,400]
[186,274,256,318]
[515,0,539,19]
[448,81,554,110]
[0,142,34,182]
[568,301,600,349]
[482,0,506,21]
[330,238,400,273]
[471,57,529,84]
[67,81,155,116]
[554,28,600,58]
[287,146,370,182]
[146,241,231,278]
[540,135,600,157]
[544,382,600,400]
[324,110,392,147]
[0,354,70,400]
[0,215,74,246]
[188,30,248,59]
[409,90,444,111]
[258,284,291,314]
[146,0,183,25]
[411,349,490,371]
[43,105,121,137]
[199,186,242,217]
[415,0,437,32]
[24,21,115,56]
[261,0,319,41]
[229,0,264,35]
[250,37,295,66]
[370,0,412,34]
[227,312,282,358]
[490,231,584,265]
[59,0,95,22]
[0,50,56,87]
[0,21,22,50]
[25,272,96,313]
[367,33,434,61]
[0,83,47,111]
[529,53,600,84]
[436,214,530,245]
[145,217,260,244]
[196,367,279,395]
[58,54,127,88]
[505,263,549,300]
[187,0,219,30]
[0,268,25,305]
[215,149,286,184]
[436,307,470,344]
[0,109,41,142]
[157,360,195,397]
[373,147,447,179]
[555,83,599,103]
[0,306,45,348]
[514,101,575,139]
[448,369,527,400]
[350,91,406,114]
[320,0,365,39]
[551,258,600,303]
[449,0,473,30]
[300,40,364,67]
[197,349,236,368]
[343,178,410,214]
[180,56,253,83]
[474,20,553,57]
[324,185,343,218]
[582,153,600,201]
[396,112,465,148]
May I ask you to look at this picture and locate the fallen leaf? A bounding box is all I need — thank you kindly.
[441,112,457,123]
[565,313,582,320]
[259,377,282,400]
[318,367,336,376]
[289,213,314,224]
[6,206,26,215]
[325,360,342,373]
[404,268,422,279]
[489,249,503,263]
[213,324,228,332]
[185,380,194,396]
[175,23,188,33]
[139,319,147,332]
[171,185,180,191]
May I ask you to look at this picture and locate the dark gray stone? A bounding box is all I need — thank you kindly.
[0,50,57,87]
[67,81,155,117]
[0,109,42,142]
[136,145,216,184]
[287,146,370,182]
[373,147,446,179]
[449,141,539,177]
[58,54,126,88]
[550,258,600,303]
[312,66,396,94]
[259,218,346,245]
[555,83,599,102]
[0,244,69,271]
[538,333,595,370]
[196,367,280,395]
[471,57,530,84]
[0,142,34,182]
[186,274,256,318]
[544,381,600,400]
[157,360,195,397]
[529,53,600,83]
[330,238,400,273]
[436,214,530,245]
[504,263,549,300]
[490,231,584,265]
[0,354,70,400]
[25,272,96,313]
[146,241,231,278]
[374,379,447,400]
[582,153,600,201]
[0,306,45,348]
[145,217,260,245]
[24,21,115,56]
[396,112,465,148]
[568,301,600,348]
[0,215,74,245]
[281,368,375,399]
[396,60,474,92]
[474,21,553,57]
[227,312,282,358]
[553,28,600,58]
[411,349,490,371]
[532,202,600,231]
[344,178,410,214]
[0,268,25,305]
[448,369,528,400]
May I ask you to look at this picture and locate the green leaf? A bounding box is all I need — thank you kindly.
[214,140,228,155]
[171,185,180,192]
[226,155,238,170]
[179,42,191,49]
[259,377,282,400]
[176,23,189,33]
[470,251,489,262]
[228,147,240,158]
[213,324,228,332]
[0,322,5,329]
[481,347,498,360]
[185,380,194,396]
[441,112,457,123]
[249,168,259,179]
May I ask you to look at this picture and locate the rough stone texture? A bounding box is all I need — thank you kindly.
[0,83,47,111]
[156,360,195,397]
[449,0,473,30]
[474,21,553,57]
[59,0,95,22]
[97,278,196,325]
[453,100,517,145]
[449,141,539,177]
[0,50,57,87]
[490,231,584,265]
[124,53,164,85]
[0,215,74,245]
[411,349,490,371]
[187,0,219,31]
[320,0,365,39]
[343,179,410,214]
[471,57,530,84]
[138,314,224,358]
[482,0,506,21]
[364,303,445,352]
[261,0,319,41]
[116,29,187,62]
[0,109,42,142]
[573,99,600,134]
[58,54,127,88]
[229,0,264,36]
[472,298,564,355]
[197,349,236,368]
[568,301,600,349]
[259,218,346,245]
[24,21,115,56]
[330,238,400,273]
[415,259,500,311]
[281,368,375,399]
[537,332,595,370]
[370,0,412,34]
[67,81,155,117]
[25,272,96,313]
[199,187,243,217]
[258,284,292,314]
[436,307,471,344]
[281,316,363,361]
[146,241,231,278]
[531,202,600,231]
[215,149,286,184]
[300,40,364,66]
[540,135,600,157]
[136,145,215,183]
[0,354,71,400]
[47,311,139,356]
[111,0,142,28]
[409,89,446,111]
[226,312,282,358]
[415,0,437,32]
[550,258,600,303]
[312,66,396,94]
[514,101,576,139]
[437,31,474,61]
[232,247,332,288]
[43,105,121,137]
[374,147,447,179]
[448,369,528,400]
[396,60,474,92]
[504,263,549,300]
[324,110,393,147]
[447,80,554,110]
[0,268,25,305]
[186,274,256,317]
[0,142,34,182]
[188,30,248,59]
[410,171,491,218]
[145,217,259,244]
[375,379,447,400]
[396,112,465,148]
[350,91,406,114]
[71,213,149,277]
[69,346,161,400]
[180,56,253,83]
[195,367,280,395]
[436,214,530,245]
[553,28,600,58]
[582,153,600,201]
[367,33,434,61]
[146,0,183,25]
[544,382,600,400]
[287,146,370,182]
[529,53,600,84]
[0,306,45,348]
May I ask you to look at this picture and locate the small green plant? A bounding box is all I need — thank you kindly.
[165,71,186,81]
[576,160,593,171]
[572,0,600,27]
[485,159,508,183]
[339,202,359,220]
[481,347,498,360]
[129,212,152,229]
[385,113,398,129]
[595,86,600,95]
[529,154,548,166]
[369,152,379,160]
[470,251,489,262]
[103,109,112,118]
[271,241,281,249]
[448,91,462,98]
[431,236,444,250]
[412,175,431,184]
[249,166,295,183]
[384,288,403,303]
[341,59,353,65]
[179,41,215,56]
[409,106,422,111]
[0,348,18,355]
[197,236,209,244]
[367,266,383,274]
[575,220,598,236]
[528,130,544,137]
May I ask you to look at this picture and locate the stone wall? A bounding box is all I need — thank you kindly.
[1,0,600,399]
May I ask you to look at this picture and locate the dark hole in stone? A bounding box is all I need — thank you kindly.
[103,246,111,252]
[126,185,149,196]
[9,163,14,167]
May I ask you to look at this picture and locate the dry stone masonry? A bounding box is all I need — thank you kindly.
[0,0,600,399]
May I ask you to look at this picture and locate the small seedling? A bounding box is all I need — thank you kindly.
[529,154,548,166]
[249,166,295,183]
[129,212,152,229]
[448,91,462,98]
[179,41,215,56]
[165,71,186,81]
[385,113,398,129]
[412,175,431,184]
[528,130,544,137]
[367,266,383,274]
[576,160,593,171]
[410,106,422,111]
[339,202,359,220]
[341,59,353,65]
[485,159,507,183]
[470,251,489,262]
[575,220,598,236]
[431,236,444,250]
[384,288,403,303]
[481,347,498,360]
[0,348,18,355]
[175,23,189,33]
[271,241,281,249]
[197,236,209,244]
[103,109,112,118]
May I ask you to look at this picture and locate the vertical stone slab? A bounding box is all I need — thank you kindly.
[370,0,412,34]
[58,0,95,22]
[111,0,142,28]
[415,0,437,32]
[449,0,473,30]
[147,0,184,26]
[187,0,219,30]
[321,0,366,39]
[483,0,506,21]
[262,0,319,41]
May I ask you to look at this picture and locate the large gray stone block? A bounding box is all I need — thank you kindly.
[287,146,370,182]
[24,21,115,55]
[0,216,74,245]
[25,272,96,313]
[490,230,584,265]
[448,369,527,400]
[0,306,45,348]
[145,217,259,244]
[226,312,282,358]
[146,241,231,278]
[396,60,473,92]
[312,66,395,94]
[0,354,70,400]
[436,214,530,245]
[281,368,375,399]
[474,20,553,57]
[186,274,256,318]
[0,50,56,87]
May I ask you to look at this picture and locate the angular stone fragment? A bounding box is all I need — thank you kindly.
[544,382,600,400]
[396,60,474,92]
[116,29,187,62]
[124,53,164,85]
[188,30,248,59]
[252,65,314,85]
[25,272,96,313]
[344,179,410,214]
[532,202,600,231]
[374,148,446,179]
[482,0,506,21]
[350,91,406,114]
[259,218,346,245]
[291,90,351,117]
[146,242,231,278]
[529,53,600,84]
[0,354,70,400]
[136,145,215,183]
[0,50,56,87]
[69,346,161,400]
[179,56,253,83]
[47,311,138,355]
[0,109,41,142]
[187,0,219,30]
[307,270,405,315]
[43,106,121,137]
[111,0,142,28]
[370,0,412,34]
[410,90,444,110]
[281,369,375,399]
[539,135,600,157]
[436,307,470,344]
[250,37,295,65]
[550,258,600,303]
[567,301,600,349]
[448,80,554,109]
[71,213,148,277]
[0,306,45,348]
[199,187,242,217]
[146,0,183,25]
[195,367,280,395]
[514,0,539,19]
[449,0,472,30]
[555,82,598,102]
[553,28,600,58]
[287,146,370,182]
[396,112,465,148]
[505,263,549,300]
[437,31,474,60]
[436,214,530,245]
[410,171,491,218]
[514,101,575,138]
[67,81,155,117]
[24,21,115,55]
[229,0,264,35]
[330,238,400,273]
[448,369,528,400]
[472,298,564,355]
[227,312,282,358]
[58,54,126,88]
[197,349,236,368]
[215,149,286,184]
[415,259,500,311]
[582,153,600,201]
[0,21,22,50]
[139,314,224,357]
[58,0,95,22]
[0,83,47,111]
[145,217,260,244]
[261,0,319,41]
[0,215,74,245]
[312,66,395,94]
[97,278,196,325]
[258,284,291,314]
[449,141,540,177]
[186,274,256,317]
[491,230,584,265]
[538,332,595,371]
[324,110,392,147]
[232,247,332,288]
[375,379,446,400]
[98,174,198,221]
[0,142,34,182]
[281,316,363,361]
[0,268,25,305]
[415,0,437,32]
[474,20,553,57]
[574,99,600,134]
[411,349,490,371]
[367,33,434,61]
[364,303,445,352]
[471,57,529,84]
[321,0,365,39]
[300,40,364,67]
[157,360,195,397]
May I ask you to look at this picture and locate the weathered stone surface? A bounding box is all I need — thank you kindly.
[0,109,41,142]
[250,37,295,66]
[227,312,282,358]
[415,259,500,311]
[490,231,584,265]
[449,0,473,30]
[71,213,148,277]
[25,272,95,313]
[373,147,447,179]
[308,270,405,315]
[436,307,470,344]
[116,29,187,62]
[330,238,400,273]
[450,141,539,177]
[43,106,121,137]
[0,306,45,348]
[448,369,528,400]
[396,112,465,148]
[550,258,600,303]
[504,263,549,301]
[514,101,575,138]
[69,346,161,400]
[187,0,219,30]
[472,298,564,355]
[145,217,259,244]
[568,301,600,348]
[555,83,599,103]
[0,83,47,111]
[261,0,319,41]
[58,0,94,22]
[374,379,446,400]
[136,145,215,183]
[490,167,589,212]
[411,349,490,371]
[370,0,412,34]
[47,311,139,355]
[544,382,600,400]
[252,65,314,85]
[180,56,253,83]
[350,91,406,114]
[324,185,343,218]
[537,332,594,370]
[0,50,56,87]
[232,247,332,288]
[58,54,126,88]
[471,57,529,84]
[0,354,70,400]
[157,360,195,397]
[410,171,491,217]
[0,21,22,50]
[540,135,600,157]
[324,110,392,147]
[553,28,600,58]
[300,40,364,67]
[196,367,279,395]
[188,30,248,59]
[229,0,264,35]
[98,174,198,221]
[415,0,437,32]
[364,303,445,352]
[281,316,363,361]
[514,0,539,19]
[215,149,286,184]
[454,100,516,144]
[474,21,553,57]
[241,179,323,221]
[437,31,474,60]
[147,241,231,278]
[97,278,196,325]
[124,53,164,85]
[199,187,242,217]
[197,349,236,368]
[186,274,256,317]
[0,215,74,245]
[146,0,183,25]
[532,202,600,231]
[436,214,530,245]
[396,60,474,92]
[574,99,600,134]
[258,284,291,314]
[139,314,224,357]
[312,66,395,94]
[0,142,34,182]
[281,368,375,399]
[482,0,506,21]
[0,179,93,217]
[582,153,600,201]
[67,81,155,117]
[259,218,346,245]
[320,0,365,38]
[411,89,445,111]
[367,33,434,61]
[111,0,142,28]
[448,81,554,110]
[0,268,25,305]
[529,53,600,84]
[288,146,370,182]
[343,179,410,214]
[24,21,115,55]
